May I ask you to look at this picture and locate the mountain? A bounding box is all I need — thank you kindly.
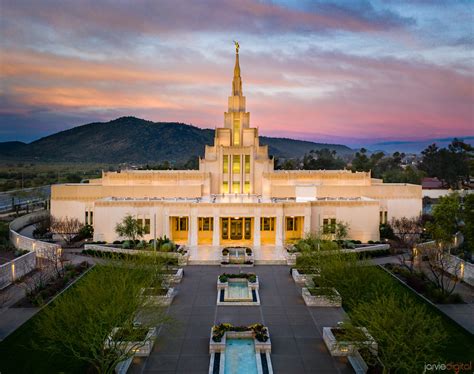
[0,117,353,163]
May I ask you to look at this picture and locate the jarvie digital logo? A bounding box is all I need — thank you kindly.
[424,362,473,374]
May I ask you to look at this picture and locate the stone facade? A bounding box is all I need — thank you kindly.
[51,48,422,250]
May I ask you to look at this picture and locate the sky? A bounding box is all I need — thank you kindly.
[0,0,473,147]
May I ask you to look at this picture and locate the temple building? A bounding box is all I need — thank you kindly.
[51,46,422,249]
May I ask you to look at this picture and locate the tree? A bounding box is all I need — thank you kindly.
[419,243,462,299]
[302,149,346,170]
[115,214,144,246]
[351,148,372,172]
[50,216,83,245]
[426,193,460,246]
[419,139,473,189]
[390,216,424,271]
[335,221,349,240]
[35,255,171,374]
[342,294,446,373]
[462,194,474,256]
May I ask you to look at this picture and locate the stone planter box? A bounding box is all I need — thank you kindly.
[323,327,377,357]
[105,327,157,357]
[140,287,175,306]
[291,268,318,284]
[302,287,342,307]
[286,251,300,266]
[163,268,183,284]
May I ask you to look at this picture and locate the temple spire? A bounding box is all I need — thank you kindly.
[232,41,242,96]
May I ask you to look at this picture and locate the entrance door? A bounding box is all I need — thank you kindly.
[230,218,243,240]
[221,217,253,244]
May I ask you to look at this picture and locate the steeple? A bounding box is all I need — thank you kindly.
[232,41,242,96]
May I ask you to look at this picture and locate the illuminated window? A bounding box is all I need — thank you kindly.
[233,119,240,145]
[232,181,240,193]
[144,218,150,234]
[286,217,298,231]
[323,218,336,234]
[137,218,143,228]
[245,155,250,173]
[244,181,250,193]
[175,217,188,231]
[222,181,229,193]
[233,155,240,173]
[223,155,228,173]
[198,217,213,231]
[260,217,275,231]
[233,182,240,194]
[379,211,388,224]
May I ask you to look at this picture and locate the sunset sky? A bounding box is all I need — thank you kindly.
[0,0,473,146]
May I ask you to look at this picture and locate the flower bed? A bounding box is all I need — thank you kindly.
[210,323,270,348]
[302,287,342,307]
[323,326,377,357]
[105,326,157,357]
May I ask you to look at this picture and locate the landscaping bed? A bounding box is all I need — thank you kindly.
[13,261,90,307]
[384,263,464,304]
[323,326,377,357]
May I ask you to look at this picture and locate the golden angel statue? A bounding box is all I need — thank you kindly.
[233,40,240,54]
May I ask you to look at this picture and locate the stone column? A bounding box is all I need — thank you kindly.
[189,208,198,246]
[276,209,284,246]
[212,214,220,247]
[253,210,261,247]
[163,209,170,239]
[304,205,311,235]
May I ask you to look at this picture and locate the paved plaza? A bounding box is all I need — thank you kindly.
[130,265,352,374]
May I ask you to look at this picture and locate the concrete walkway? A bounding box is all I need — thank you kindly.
[130,265,352,374]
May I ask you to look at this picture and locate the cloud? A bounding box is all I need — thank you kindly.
[0,1,472,144]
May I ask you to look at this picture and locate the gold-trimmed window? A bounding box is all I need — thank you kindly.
[245,155,250,173]
[233,155,240,173]
[286,217,298,231]
[244,181,250,193]
[222,181,229,193]
[232,181,240,193]
[198,217,213,231]
[175,217,188,231]
[233,119,240,145]
[261,217,275,231]
[223,155,228,173]
[323,218,336,234]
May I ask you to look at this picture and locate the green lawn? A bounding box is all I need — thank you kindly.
[0,266,94,373]
[0,312,88,374]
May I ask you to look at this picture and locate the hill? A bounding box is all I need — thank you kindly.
[0,117,353,163]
